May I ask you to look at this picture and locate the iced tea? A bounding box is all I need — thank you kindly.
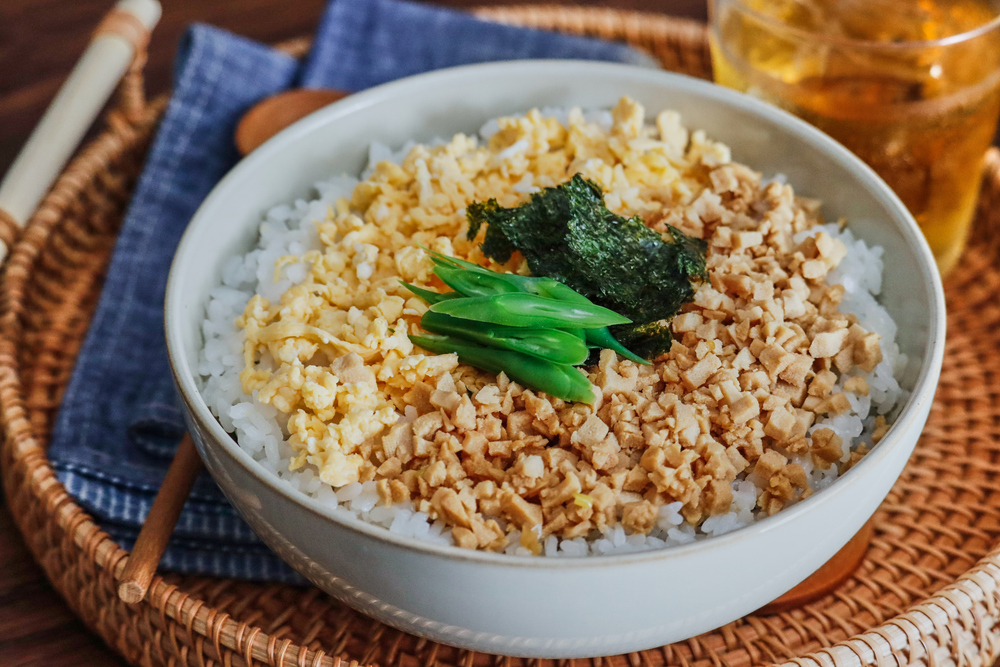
[709,0,1000,275]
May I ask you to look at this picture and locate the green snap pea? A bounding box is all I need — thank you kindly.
[511,278,651,364]
[420,311,588,365]
[430,293,630,329]
[429,250,586,301]
[584,328,652,365]
[427,250,487,273]
[432,264,522,298]
[424,248,647,362]
[409,334,597,404]
[399,281,458,305]
[529,278,592,303]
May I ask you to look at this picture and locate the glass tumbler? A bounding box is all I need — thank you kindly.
[708,0,1000,276]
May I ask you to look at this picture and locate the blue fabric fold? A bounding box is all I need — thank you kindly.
[47,0,651,582]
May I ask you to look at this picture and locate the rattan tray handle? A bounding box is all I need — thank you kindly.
[0,0,162,265]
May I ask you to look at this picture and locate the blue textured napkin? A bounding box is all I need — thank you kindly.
[47,0,652,583]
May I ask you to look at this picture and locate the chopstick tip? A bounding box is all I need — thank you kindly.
[118,580,147,604]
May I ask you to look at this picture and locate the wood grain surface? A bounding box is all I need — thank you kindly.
[0,1,705,664]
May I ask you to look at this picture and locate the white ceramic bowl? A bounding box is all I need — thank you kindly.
[165,61,946,658]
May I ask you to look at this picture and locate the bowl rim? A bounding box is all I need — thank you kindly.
[165,59,946,569]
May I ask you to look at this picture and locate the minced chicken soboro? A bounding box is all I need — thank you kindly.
[201,96,906,556]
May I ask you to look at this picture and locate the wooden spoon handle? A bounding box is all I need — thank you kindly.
[118,433,203,604]
[0,0,162,265]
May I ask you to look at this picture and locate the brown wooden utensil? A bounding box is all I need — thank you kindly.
[235,88,349,156]
[757,518,874,615]
[118,434,202,603]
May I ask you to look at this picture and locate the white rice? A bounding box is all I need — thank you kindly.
[198,118,907,558]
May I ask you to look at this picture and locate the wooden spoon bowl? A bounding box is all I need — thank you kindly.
[235,88,349,156]
[758,518,874,614]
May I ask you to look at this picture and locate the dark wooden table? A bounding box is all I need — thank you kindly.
[0,1,706,664]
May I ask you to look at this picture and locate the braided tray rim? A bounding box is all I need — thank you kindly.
[3,7,1000,667]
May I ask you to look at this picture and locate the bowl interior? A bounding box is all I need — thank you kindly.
[166,60,944,557]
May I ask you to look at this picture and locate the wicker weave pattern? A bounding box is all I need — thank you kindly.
[3,7,1000,667]
[0,208,20,252]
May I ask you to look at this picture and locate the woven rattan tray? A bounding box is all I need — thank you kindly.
[3,7,1000,667]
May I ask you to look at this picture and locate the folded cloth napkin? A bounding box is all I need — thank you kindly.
[48,0,653,582]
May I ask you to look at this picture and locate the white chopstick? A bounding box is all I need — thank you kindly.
[0,0,162,265]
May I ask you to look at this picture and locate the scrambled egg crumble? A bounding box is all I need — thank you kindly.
[236,97,886,549]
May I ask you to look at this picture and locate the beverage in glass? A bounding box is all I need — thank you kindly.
[709,0,1000,276]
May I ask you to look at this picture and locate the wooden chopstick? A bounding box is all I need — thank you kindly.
[118,433,203,604]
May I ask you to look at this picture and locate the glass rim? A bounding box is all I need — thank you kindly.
[723,0,1000,49]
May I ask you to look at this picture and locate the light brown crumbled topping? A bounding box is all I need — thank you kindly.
[347,162,884,547]
[241,99,887,550]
